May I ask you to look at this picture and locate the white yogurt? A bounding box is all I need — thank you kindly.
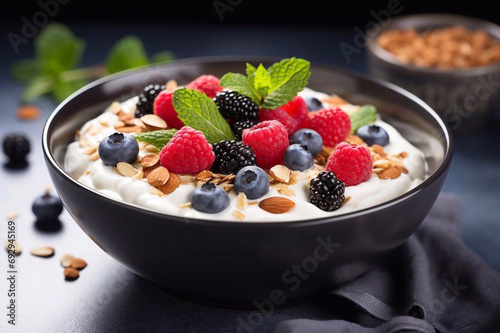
[64,92,426,222]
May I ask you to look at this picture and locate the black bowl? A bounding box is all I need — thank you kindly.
[43,57,452,309]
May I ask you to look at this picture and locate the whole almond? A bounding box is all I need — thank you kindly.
[140,153,160,168]
[258,197,295,214]
[64,267,80,281]
[147,166,170,187]
[236,192,248,210]
[270,165,291,183]
[70,258,87,270]
[30,246,55,258]
[60,254,74,268]
[157,173,181,194]
[378,167,401,179]
[5,240,22,255]
[141,114,167,131]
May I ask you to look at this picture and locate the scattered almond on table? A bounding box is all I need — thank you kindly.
[30,246,55,258]
[63,267,80,281]
[17,104,41,121]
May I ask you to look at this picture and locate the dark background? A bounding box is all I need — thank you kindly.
[1,0,499,28]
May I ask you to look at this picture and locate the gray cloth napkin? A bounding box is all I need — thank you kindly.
[275,194,500,333]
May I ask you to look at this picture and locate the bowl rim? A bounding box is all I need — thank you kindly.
[367,13,500,77]
[42,55,453,227]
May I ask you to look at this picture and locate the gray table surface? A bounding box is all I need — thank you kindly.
[0,23,499,333]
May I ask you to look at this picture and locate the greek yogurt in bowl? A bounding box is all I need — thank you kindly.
[64,59,426,222]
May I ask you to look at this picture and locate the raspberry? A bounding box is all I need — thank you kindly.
[242,120,289,169]
[259,96,309,136]
[186,75,223,98]
[326,142,372,186]
[309,171,345,212]
[159,127,215,174]
[214,90,259,121]
[211,140,256,174]
[154,90,185,129]
[310,108,351,147]
[135,84,165,118]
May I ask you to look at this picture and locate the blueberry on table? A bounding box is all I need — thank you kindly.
[284,144,314,172]
[291,129,323,156]
[32,188,64,222]
[191,183,230,214]
[2,133,30,162]
[98,132,139,166]
[234,166,269,200]
[303,96,323,111]
[355,125,390,146]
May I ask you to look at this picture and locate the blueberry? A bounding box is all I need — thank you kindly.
[234,166,269,200]
[303,96,323,111]
[355,125,390,146]
[284,144,314,172]
[98,132,139,166]
[291,129,323,156]
[32,189,63,222]
[191,183,230,214]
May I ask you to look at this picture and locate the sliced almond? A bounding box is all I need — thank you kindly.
[99,119,109,127]
[141,114,167,131]
[320,145,335,157]
[140,153,160,168]
[124,118,137,126]
[233,210,245,221]
[147,166,170,187]
[218,174,236,184]
[131,167,144,180]
[30,246,55,258]
[6,213,18,220]
[270,165,291,183]
[17,104,41,120]
[220,183,234,193]
[89,152,100,162]
[149,188,165,197]
[110,101,123,114]
[178,202,192,209]
[373,159,391,169]
[118,111,133,122]
[79,137,92,148]
[145,145,159,153]
[143,167,156,178]
[64,267,80,281]
[314,154,326,166]
[180,175,196,184]
[166,79,178,90]
[343,196,352,204]
[394,165,409,174]
[372,145,387,157]
[195,170,214,181]
[5,240,22,255]
[248,201,259,205]
[113,121,126,129]
[157,173,181,194]
[277,184,296,197]
[70,258,87,270]
[346,134,365,145]
[399,151,409,158]
[378,167,401,179]
[258,197,295,214]
[321,94,349,105]
[236,192,248,210]
[115,126,142,134]
[60,254,74,268]
[116,162,139,177]
[83,146,97,155]
[287,171,301,185]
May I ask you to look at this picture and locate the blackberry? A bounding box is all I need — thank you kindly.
[3,133,30,162]
[135,84,165,118]
[309,171,345,212]
[231,119,258,139]
[211,140,256,174]
[214,90,259,121]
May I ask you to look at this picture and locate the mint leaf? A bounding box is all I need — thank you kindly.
[11,59,40,83]
[106,36,149,74]
[262,58,310,109]
[134,129,178,150]
[220,73,260,105]
[53,79,88,102]
[151,51,175,64]
[172,88,235,143]
[254,64,271,97]
[246,63,257,86]
[349,105,378,133]
[35,23,85,76]
[22,77,55,102]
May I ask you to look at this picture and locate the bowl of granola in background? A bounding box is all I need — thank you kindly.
[367,14,500,134]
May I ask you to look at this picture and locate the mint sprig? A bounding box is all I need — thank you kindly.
[133,129,178,150]
[10,23,174,103]
[349,105,378,133]
[220,57,310,110]
[172,88,235,143]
